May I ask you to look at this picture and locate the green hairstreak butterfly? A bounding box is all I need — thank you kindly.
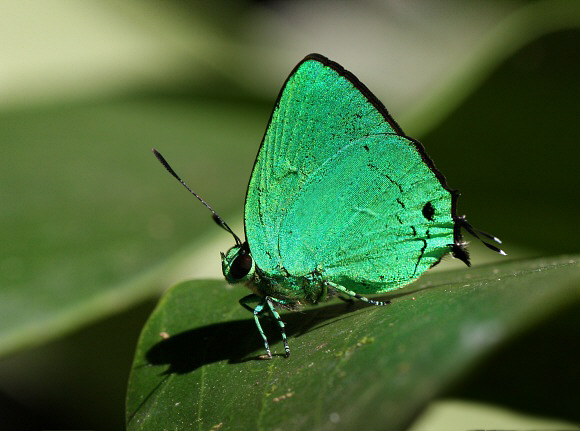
[153,53,505,358]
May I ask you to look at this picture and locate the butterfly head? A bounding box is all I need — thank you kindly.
[221,242,255,283]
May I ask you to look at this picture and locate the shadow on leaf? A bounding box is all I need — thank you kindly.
[145,297,390,374]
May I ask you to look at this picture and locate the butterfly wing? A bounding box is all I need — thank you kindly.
[245,54,462,292]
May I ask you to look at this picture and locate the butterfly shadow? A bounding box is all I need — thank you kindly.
[144,289,425,375]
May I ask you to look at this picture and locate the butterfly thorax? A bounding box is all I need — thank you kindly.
[221,242,329,306]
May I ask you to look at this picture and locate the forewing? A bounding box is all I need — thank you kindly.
[245,54,458,288]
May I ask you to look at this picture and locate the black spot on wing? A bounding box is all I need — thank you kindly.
[422,201,435,221]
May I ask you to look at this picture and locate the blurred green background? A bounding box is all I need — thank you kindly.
[0,1,579,430]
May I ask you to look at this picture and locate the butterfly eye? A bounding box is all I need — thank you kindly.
[229,252,253,280]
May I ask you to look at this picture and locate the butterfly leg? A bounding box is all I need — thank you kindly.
[239,294,273,358]
[239,294,291,358]
[324,281,391,306]
[264,296,291,358]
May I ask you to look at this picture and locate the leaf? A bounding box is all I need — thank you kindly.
[126,254,580,430]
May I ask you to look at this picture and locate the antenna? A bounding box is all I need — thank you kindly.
[152,148,242,246]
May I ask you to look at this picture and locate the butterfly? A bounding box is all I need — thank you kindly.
[153,53,505,358]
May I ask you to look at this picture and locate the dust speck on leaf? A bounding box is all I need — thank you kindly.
[273,391,294,402]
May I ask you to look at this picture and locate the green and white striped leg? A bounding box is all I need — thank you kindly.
[239,294,291,358]
[265,296,291,357]
[239,294,272,358]
[324,281,391,306]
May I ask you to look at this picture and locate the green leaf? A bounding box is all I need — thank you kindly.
[126,255,580,430]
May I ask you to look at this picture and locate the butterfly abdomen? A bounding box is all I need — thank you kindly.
[249,266,333,305]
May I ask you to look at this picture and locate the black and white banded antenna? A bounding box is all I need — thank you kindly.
[152,148,242,246]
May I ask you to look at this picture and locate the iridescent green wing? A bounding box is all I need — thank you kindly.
[244,54,463,293]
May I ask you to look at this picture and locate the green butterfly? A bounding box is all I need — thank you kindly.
[154,53,505,358]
